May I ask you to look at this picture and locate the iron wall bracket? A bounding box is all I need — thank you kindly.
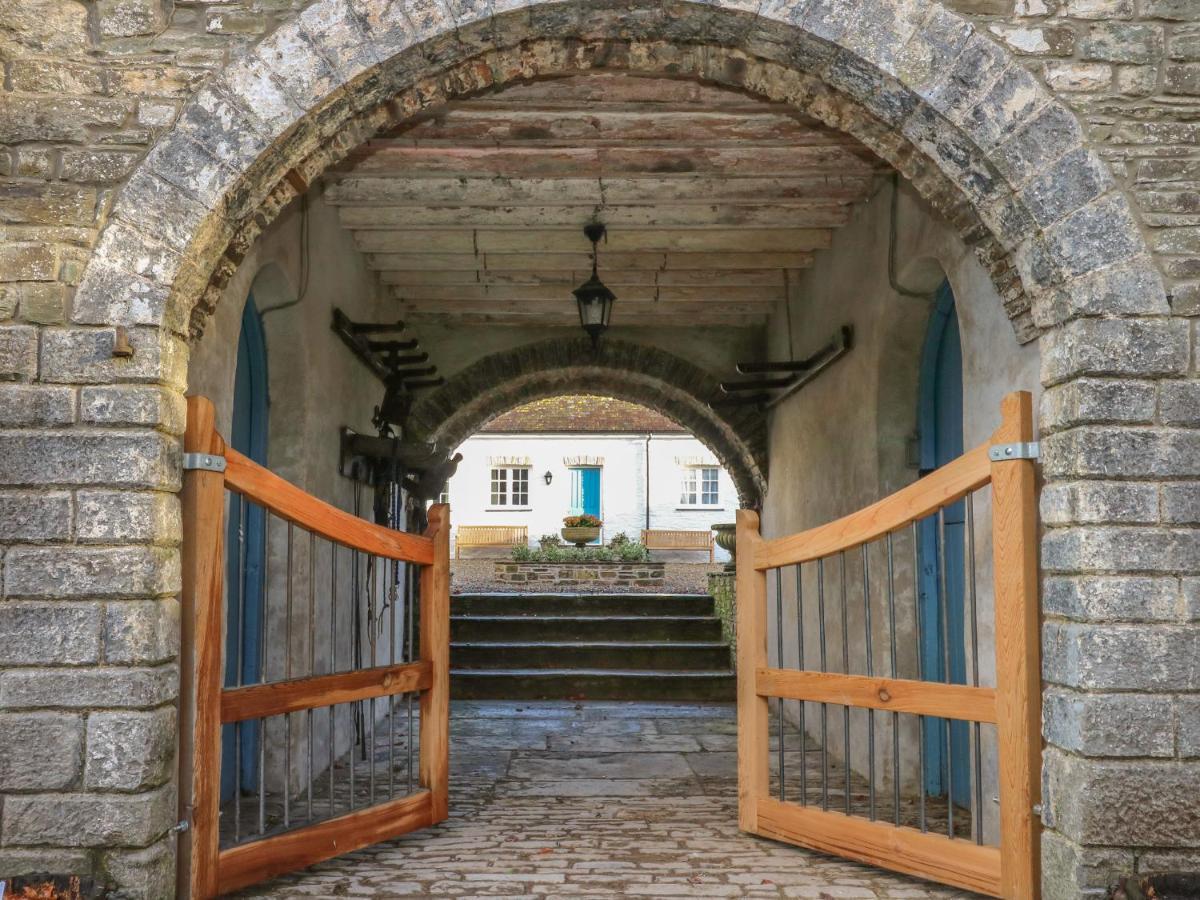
[182,452,227,473]
[989,441,1040,462]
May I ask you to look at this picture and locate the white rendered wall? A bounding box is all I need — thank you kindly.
[445,431,734,562]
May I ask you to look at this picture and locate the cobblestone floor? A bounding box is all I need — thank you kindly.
[239,701,978,898]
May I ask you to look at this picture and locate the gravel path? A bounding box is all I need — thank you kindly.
[450,558,726,594]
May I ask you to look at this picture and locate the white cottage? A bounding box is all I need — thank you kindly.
[445,396,735,562]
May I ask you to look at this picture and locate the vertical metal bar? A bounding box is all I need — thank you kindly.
[369,555,378,806]
[330,541,337,817]
[817,558,828,812]
[839,551,851,815]
[938,507,954,839]
[886,532,900,827]
[775,566,785,802]
[258,512,269,836]
[967,494,984,845]
[348,549,356,811]
[307,530,315,823]
[284,522,293,829]
[389,551,398,800]
[234,496,246,842]
[407,559,415,795]
[913,521,927,834]
[795,563,807,807]
[863,543,875,821]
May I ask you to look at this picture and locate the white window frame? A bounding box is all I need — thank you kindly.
[488,465,531,510]
[679,465,722,509]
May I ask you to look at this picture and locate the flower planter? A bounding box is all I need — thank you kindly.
[712,523,736,572]
[561,526,602,547]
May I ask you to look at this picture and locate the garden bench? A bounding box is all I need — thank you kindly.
[640,529,715,562]
[455,525,528,558]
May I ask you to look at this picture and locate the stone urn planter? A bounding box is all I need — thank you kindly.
[561,526,602,547]
[712,523,737,572]
[561,515,602,547]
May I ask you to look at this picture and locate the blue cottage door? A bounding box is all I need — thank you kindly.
[569,467,603,541]
[221,295,269,803]
[916,281,970,807]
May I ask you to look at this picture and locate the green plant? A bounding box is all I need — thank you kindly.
[538,534,561,549]
[563,514,602,528]
[511,544,534,561]
[608,531,631,547]
[509,544,643,563]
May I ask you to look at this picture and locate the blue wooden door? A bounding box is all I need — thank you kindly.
[221,295,269,803]
[569,467,602,541]
[916,281,970,806]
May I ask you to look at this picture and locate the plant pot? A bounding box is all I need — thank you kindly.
[712,523,737,572]
[561,526,601,547]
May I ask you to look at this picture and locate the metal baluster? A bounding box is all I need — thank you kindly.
[259,511,269,837]
[886,532,900,827]
[967,494,984,845]
[913,521,927,834]
[938,507,954,839]
[817,558,829,811]
[796,563,807,806]
[407,559,415,794]
[284,522,293,829]
[369,554,378,806]
[348,547,356,811]
[234,496,246,842]
[307,531,315,822]
[863,543,875,821]
[330,541,337,817]
[389,552,398,800]
[775,566,785,802]
[840,551,851,815]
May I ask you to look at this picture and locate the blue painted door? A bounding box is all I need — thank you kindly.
[916,281,970,807]
[569,467,603,540]
[221,295,269,803]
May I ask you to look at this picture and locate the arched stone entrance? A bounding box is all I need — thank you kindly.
[406,337,768,505]
[15,2,1180,898]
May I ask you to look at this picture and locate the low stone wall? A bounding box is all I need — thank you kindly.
[494,561,665,589]
[708,573,736,664]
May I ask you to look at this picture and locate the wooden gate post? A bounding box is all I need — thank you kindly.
[990,391,1041,899]
[420,503,451,822]
[736,508,768,832]
[180,396,227,900]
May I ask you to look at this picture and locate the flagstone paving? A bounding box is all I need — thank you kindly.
[238,701,978,898]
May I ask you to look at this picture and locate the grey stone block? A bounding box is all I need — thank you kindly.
[1043,575,1183,622]
[1040,481,1158,525]
[0,712,85,789]
[0,848,94,880]
[80,385,187,433]
[1042,426,1200,479]
[40,327,188,388]
[1,784,175,847]
[0,324,38,381]
[1043,688,1174,757]
[1040,378,1158,431]
[0,490,73,541]
[76,490,180,543]
[1163,483,1200,524]
[0,431,180,490]
[5,545,180,599]
[103,598,181,665]
[86,707,176,790]
[1043,621,1200,690]
[0,385,75,427]
[101,837,175,900]
[0,665,178,709]
[0,603,102,665]
[1040,830,1133,900]
[1179,697,1200,757]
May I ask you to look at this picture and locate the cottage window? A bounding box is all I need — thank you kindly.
[680,466,720,507]
[490,466,529,507]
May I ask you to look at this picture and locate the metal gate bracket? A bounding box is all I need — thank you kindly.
[182,452,227,473]
[989,441,1040,462]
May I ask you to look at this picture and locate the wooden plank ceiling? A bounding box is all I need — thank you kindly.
[325,74,886,327]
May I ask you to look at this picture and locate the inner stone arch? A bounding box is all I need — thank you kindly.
[406,338,768,507]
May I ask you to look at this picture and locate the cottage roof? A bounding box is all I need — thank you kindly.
[480,396,687,434]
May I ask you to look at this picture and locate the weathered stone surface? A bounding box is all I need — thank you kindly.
[102,837,175,900]
[1043,689,1174,757]
[1040,318,1188,384]
[98,0,167,37]
[40,327,189,387]
[0,325,38,381]
[0,713,85,790]
[1043,621,1200,690]
[76,490,180,543]
[80,385,187,432]
[0,385,75,427]
[1040,481,1157,525]
[0,0,90,52]
[4,546,180,599]
[0,665,178,710]
[1040,378,1158,431]
[1043,575,1184,622]
[103,597,181,665]
[0,430,180,489]
[1,784,175,847]
[86,707,176,790]
[0,490,73,541]
[0,603,102,666]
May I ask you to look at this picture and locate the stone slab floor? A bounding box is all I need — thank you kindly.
[238,701,977,898]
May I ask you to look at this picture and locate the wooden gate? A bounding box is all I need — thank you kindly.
[737,391,1039,898]
[179,397,450,898]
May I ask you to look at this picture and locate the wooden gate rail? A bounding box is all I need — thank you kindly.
[180,396,451,899]
[737,391,1039,899]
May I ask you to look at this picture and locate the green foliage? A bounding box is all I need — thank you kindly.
[510,538,650,563]
[562,514,602,528]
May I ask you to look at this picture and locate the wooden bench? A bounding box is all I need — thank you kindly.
[454,525,528,559]
[641,529,715,562]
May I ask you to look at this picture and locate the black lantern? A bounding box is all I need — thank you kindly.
[543,470,553,485]
[573,222,616,348]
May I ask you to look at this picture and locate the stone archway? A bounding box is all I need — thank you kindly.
[45,2,1178,897]
[407,338,768,506]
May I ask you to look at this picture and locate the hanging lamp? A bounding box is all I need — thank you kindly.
[572,222,616,348]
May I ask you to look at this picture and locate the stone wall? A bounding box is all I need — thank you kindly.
[494,561,666,589]
[0,1,1198,897]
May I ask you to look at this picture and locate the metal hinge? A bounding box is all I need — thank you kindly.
[182,452,227,473]
[989,441,1040,462]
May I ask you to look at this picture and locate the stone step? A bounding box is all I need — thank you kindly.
[451,640,732,670]
[452,592,715,617]
[450,614,724,642]
[450,668,737,701]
